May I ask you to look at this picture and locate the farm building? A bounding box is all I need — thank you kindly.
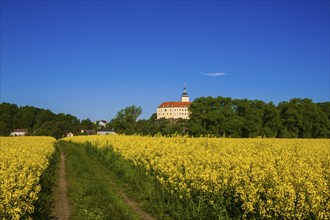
[97,130,116,135]
[97,120,108,128]
[10,129,28,136]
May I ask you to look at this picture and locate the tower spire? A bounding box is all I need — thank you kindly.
[181,84,189,102]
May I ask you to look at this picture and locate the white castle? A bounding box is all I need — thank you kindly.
[156,86,192,119]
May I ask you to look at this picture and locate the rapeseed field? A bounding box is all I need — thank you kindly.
[65,135,329,219]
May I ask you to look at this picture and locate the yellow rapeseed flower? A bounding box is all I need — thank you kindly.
[0,136,56,219]
[64,135,330,219]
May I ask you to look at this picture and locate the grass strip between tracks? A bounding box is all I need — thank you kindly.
[59,141,141,220]
[60,140,230,220]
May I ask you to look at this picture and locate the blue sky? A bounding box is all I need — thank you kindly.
[1,0,329,121]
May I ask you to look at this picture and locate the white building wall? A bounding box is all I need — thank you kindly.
[157,107,190,119]
[10,131,27,136]
[181,96,189,102]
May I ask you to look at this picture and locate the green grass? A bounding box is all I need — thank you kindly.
[32,142,60,219]
[59,141,140,220]
[60,141,232,219]
[85,144,173,219]
[83,142,231,220]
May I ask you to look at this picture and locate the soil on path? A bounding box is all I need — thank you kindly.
[118,190,154,220]
[51,151,71,220]
[92,164,155,220]
[81,147,155,220]
[52,142,154,220]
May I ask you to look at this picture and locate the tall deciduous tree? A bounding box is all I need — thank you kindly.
[0,103,18,135]
[261,102,281,137]
[81,118,97,130]
[34,109,56,130]
[111,105,142,134]
[278,99,329,138]
[15,106,38,131]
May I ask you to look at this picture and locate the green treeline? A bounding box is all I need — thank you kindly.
[188,97,329,138]
[110,97,329,138]
[1,97,329,138]
[0,103,97,139]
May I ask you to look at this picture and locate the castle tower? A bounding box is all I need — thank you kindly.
[181,86,189,102]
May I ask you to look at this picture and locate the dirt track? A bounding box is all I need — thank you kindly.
[51,145,154,220]
[51,151,71,220]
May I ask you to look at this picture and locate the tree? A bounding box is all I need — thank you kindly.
[111,105,142,134]
[260,102,281,137]
[0,103,18,135]
[14,106,38,131]
[232,99,263,138]
[317,102,330,137]
[147,113,159,135]
[188,96,218,136]
[81,118,97,130]
[299,99,328,138]
[317,102,330,119]
[219,103,243,137]
[135,119,150,135]
[34,109,56,131]
[55,113,80,134]
[278,98,329,138]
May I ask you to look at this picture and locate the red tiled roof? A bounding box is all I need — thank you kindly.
[13,129,28,132]
[158,101,192,108]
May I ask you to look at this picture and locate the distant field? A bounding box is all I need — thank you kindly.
[64,135,330,219]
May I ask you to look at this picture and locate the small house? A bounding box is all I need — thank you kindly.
[10,129,28,136]
[66,132,74,137]
[97,120,108,128]
[97,130,116,135]
[80,129,96,135]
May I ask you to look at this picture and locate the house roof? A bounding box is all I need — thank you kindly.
[13,129,28,132]
[99,120,108,123]
[158,101,192,108]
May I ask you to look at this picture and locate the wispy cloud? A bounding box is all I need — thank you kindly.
[202,72,226,77]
